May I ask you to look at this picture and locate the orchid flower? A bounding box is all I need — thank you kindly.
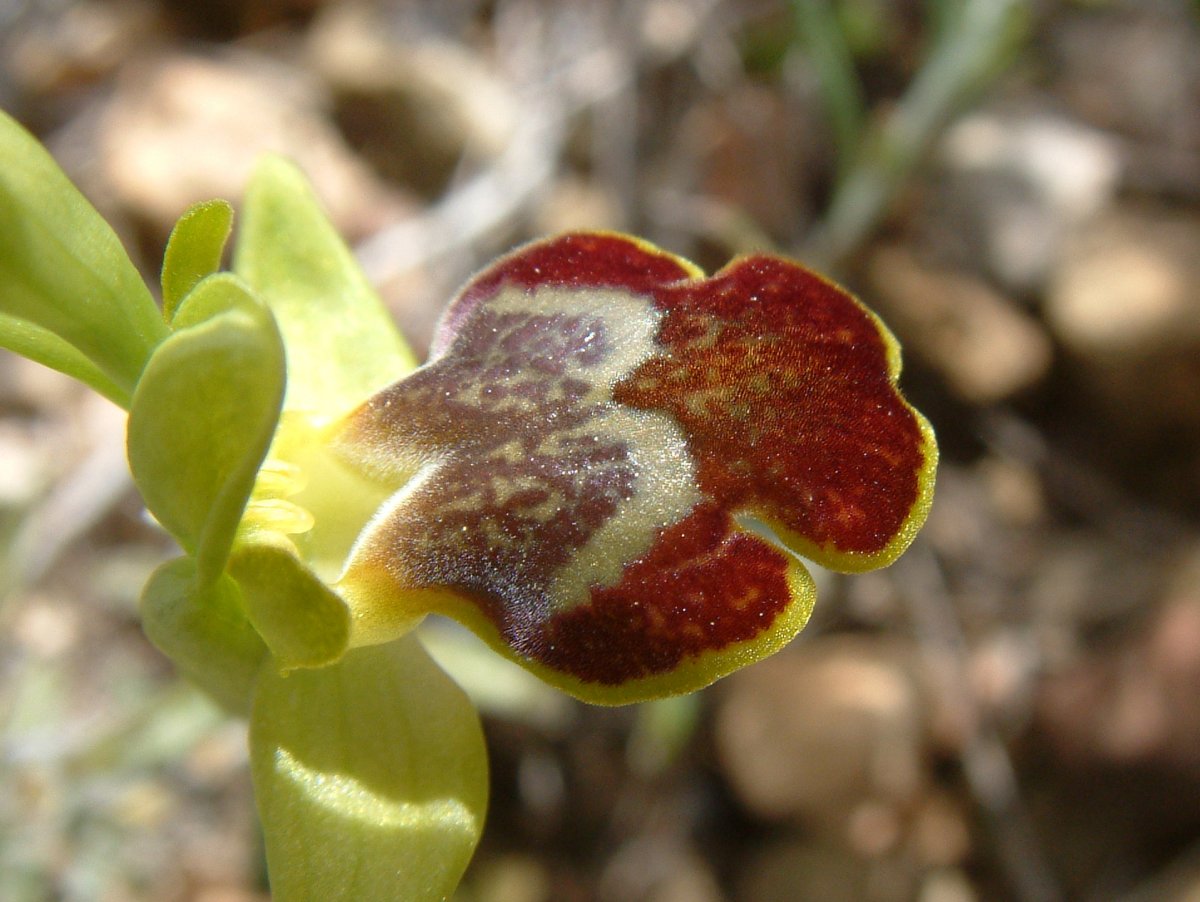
[0,110,936,899]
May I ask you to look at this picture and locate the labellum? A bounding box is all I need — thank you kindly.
[334,233,937,704]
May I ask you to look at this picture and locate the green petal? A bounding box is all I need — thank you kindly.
[233,156,416,419]
[140,557,267,715]
[0,110,166,407]
[250,638,487,902]
[128,275,285,583]
[162,199,234,322]
[228,535,350,670]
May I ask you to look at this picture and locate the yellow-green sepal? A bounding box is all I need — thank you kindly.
[0,311,128,406]
[233,156,417,419]
[249,638,488,901]
[0,109,167,407]
[140,557,268,715]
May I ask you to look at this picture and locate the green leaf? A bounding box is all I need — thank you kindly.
[0,109,166,407]
[162,199,234,322]
[140,557,268,715]
[228,536,350,670]
[233,156,416,419]
[0,311,128,406]
[128,275,285,583]
[250,638,488,902]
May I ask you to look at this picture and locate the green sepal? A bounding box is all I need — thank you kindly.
[233,156,417,419]
[228,535,350,670]
[162,199,235,322]
[128,274,285,584]
[0,109,167,407]
[0,311,128,406]
[140,557,268,715]
[249,638,488,902]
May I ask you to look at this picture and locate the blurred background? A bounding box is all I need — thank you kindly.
[2,0,1200,899]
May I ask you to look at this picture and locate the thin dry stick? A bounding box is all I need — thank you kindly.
[354,0,725,287]
[899,542,1064,902]
[1,404,131,598]
[354,2,611,286]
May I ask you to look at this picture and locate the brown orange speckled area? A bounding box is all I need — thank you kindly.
[618,255,925,555]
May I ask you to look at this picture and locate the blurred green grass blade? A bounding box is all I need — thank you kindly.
[924,0,968,44]
[791,0,868,178]
[250,638,488,901]
[128,275,285,581]
[140,557,267,715]
[162,199,235,322]
[0,311,128,406]
[0,110,167,406]
[228,536,350,670]
[806,0,1030,265]
[234,156,417,419]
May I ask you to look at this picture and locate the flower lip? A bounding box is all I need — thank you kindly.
[334,232,937,703]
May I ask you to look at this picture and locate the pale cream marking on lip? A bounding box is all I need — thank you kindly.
[483,285,666,402]
[547,405,700,610]
[343,283,705,626]
[487,289,704,612]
